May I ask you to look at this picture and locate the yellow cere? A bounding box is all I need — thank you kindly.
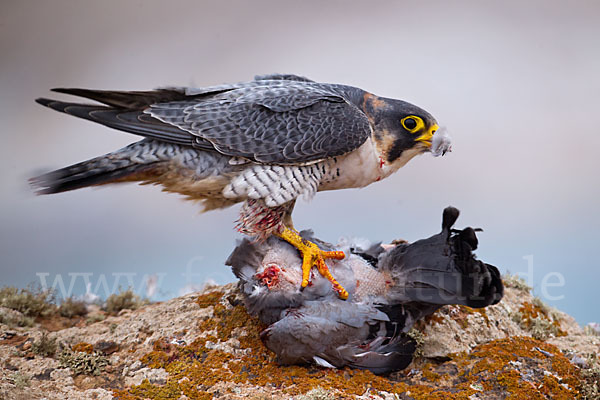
[415,123,439,147]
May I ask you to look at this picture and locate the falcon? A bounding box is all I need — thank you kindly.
[31,74,451,299]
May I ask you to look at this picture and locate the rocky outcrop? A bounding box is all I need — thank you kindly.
[0,279,598,399]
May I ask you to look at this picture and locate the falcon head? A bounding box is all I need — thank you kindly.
[363,94,450,165]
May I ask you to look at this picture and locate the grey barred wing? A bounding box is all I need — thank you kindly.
[147,84,371,164]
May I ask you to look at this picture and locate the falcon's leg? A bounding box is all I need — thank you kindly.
[275,227,348,300]
[237,199,348,299]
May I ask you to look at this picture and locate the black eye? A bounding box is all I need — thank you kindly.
[404,117,417,130]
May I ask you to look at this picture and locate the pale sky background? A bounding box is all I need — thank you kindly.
[1,1,599,324]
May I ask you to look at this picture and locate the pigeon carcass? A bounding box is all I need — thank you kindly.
[226,207,503,374]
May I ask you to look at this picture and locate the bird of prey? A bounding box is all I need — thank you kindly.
[227,207,503,374]
[31,74,451,299]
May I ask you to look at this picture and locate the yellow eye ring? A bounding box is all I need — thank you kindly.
[401,115,425,133]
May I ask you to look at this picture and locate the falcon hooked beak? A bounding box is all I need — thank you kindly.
[416,123,452,156]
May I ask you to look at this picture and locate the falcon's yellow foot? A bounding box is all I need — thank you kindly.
[276,227,348,299]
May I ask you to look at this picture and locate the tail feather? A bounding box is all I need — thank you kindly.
[29,141,161,195]
[32,87,218,195]
[30,160,153,195]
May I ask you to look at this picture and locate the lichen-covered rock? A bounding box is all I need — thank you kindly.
[124,367,169,386]
[416,279,571,358]
[1,281,598,399]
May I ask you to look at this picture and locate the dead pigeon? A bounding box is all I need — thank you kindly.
[226,207,503,374]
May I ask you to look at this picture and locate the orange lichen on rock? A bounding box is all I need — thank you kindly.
[462,305,490,325]
[517,301,566,338]
[450,305,490,329]
[383,336,584,400]
[115,289,420,398]
[140,339,179,369]
[72,342,94,354]
[421,305,490,330]
[419,363,442,383]
[423,309,446,326]
[453,336,580,399]
[113,290,584,400]
[195,291,225,309]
